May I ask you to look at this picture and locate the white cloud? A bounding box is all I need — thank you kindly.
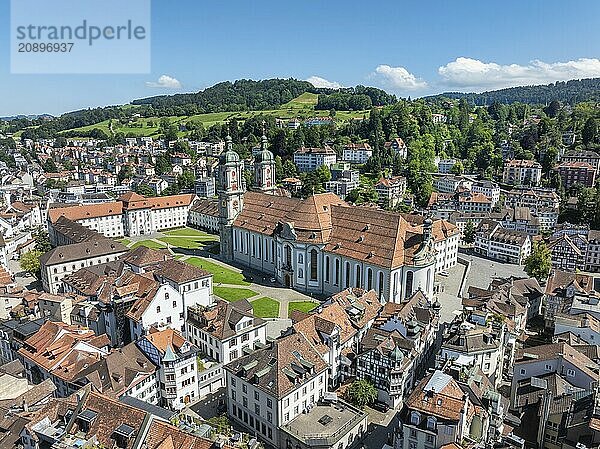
[306,76,343,89]
[371,64,428,91]
[145,75,182,89]
[438,57,600,91]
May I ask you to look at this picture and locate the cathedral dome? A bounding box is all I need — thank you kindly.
[220,149,240,164]
[255,148,274,163]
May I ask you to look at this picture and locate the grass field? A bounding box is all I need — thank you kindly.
[60,93,369,138]
[184,257,250,285]
[158,236,211,250]
[163,228,218,238]
[288,300,318,317]
[117,238,131,246]
[251,297,280,318]
[130,239,166,249]
[214,286,257,302]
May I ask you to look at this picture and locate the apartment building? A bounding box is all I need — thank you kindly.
[474,220,531,265]
[293,146,337,172]
[186,298,268,397]
[224,333,329,448]
[137,328,200,410]
[502,159,542,186]
[375,176,407,209]
[343,142,373,164]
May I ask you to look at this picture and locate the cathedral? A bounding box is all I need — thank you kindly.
[217,132,458,303]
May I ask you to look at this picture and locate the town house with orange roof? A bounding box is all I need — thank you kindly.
[137,328,200,410]
[46,191,197,239]
[396,370,488,449]
[290,288,382,388]
[356,291,441,409]
[186,298,268,399]
[18,321,110,397]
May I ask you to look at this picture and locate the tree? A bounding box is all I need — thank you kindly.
[33,229,51,253]
[135,183,155,196]
[206,414,231,435]
[463,221,476,245]
[348,379,377,408]
[544,100,560,118]
[583,117,597,146]
[20,250,42,278]
[42,158,58,173]
[450,161,464,175]
[274,155,284,182]
[524,241,552,283]
[282,160,298,178]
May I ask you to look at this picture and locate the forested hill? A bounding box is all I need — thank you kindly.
[429,78,600,105]
[131,79,314,115]
[131,78,396,115]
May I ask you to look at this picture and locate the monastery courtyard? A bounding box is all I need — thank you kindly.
[119,227,319,326]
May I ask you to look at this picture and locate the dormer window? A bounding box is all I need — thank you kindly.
[427,416,437,430]
[410,411,421,425]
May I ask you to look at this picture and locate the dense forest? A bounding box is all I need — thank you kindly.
[429,78,600,105]
[131,78,314,115]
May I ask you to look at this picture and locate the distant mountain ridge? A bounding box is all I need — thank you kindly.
[428,77,600,105]
[1,114,53,121]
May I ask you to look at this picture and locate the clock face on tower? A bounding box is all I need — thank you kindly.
[266,168,271,174]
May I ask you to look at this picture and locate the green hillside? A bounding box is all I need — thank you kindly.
[60,93,367,138]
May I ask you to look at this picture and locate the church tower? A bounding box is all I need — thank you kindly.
[218,134,245,260]
[254,124,276,194]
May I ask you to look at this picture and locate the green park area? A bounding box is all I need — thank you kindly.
[288,300,319,317]
[184,257,250,285]
[213,286,257,302]
[251,297,280,318]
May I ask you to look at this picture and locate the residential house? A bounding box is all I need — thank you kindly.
[375,176,407,209]
[502,160,542,186]
[186,298,268,398]
[474,220,532,265]
[137,328,200,410]
[224,332,330,448]
[356,291,440,409]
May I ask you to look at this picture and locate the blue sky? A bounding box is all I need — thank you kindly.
[1,0,600,116]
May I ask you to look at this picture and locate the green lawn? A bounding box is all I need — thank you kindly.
[251,297,280,318]
[163,227,219,238]
[288,300,319,317]
[158,236,211,249]
[214,286,257,302]
[117,238,131,246]
[130,239,166,249]
[184,257,250,285]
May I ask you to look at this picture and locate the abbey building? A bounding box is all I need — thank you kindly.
[218,134,459,303]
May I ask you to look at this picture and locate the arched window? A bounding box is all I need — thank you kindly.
[345,262,351,288]
[271,241,275,263]
[285,246,292,266]
[367,268,373,290]
[405,271,414,299]
[393,272,398,295]
[298,268,304,279]
[156,306,161,313]
[298,253,303,264]
[355,265,361,288]
[310,249,318,281]
[335,259,340,285]
[378,272,384,299]
[325,256,330,283]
